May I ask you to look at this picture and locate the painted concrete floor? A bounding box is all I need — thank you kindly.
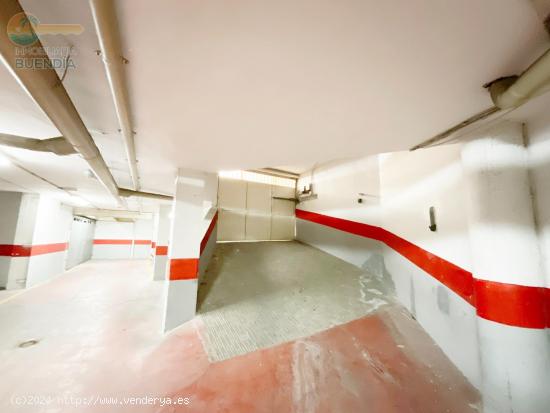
[0,256,480,412]
[197,241,392,361]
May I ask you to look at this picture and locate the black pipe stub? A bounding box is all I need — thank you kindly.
[17,339,39,348]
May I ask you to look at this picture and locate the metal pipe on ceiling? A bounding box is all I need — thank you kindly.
[488,49,550,109]
[409,107,501,151]
[0,0,123,205]
[118,188,172,201]
[0,133,77,155]
[89,0,140,191]
[74,207,152,220]
[248,168,299,180]
[410,46,550,151]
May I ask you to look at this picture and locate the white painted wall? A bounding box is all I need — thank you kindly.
[26,196,72,288]
[66,216,95,269]
[133,219,154,259]
[379,144,480,388]
[92,220,153,259]
[297,149,480,386]
[92,221,133,259]
[295,120,550,410]
[296,156,383,271]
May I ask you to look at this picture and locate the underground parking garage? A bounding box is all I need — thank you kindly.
[1,1,550,412]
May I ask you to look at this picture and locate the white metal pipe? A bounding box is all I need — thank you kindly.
[74,207,152,220]
[412,48,550,150]
[491,49,550,109]
[0,133,76,155]
[118,188,173,201]
[89,0,140,191]
[0,0,122,205]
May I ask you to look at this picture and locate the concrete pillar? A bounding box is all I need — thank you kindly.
[163,169,218,332]
[0,192,39,290]
[152,205,171,281]
[150,211,157,258]
[461,122,550,413]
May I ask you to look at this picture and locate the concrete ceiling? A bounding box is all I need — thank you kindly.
[0,0,549,208]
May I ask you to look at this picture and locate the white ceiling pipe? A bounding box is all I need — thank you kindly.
[0,133,77,155]
[118,188,173,201]
[74,207,152,220]
[89,0,140,191]
[412,47,550,150]
[0,0,122,205]
[489,49,550,109]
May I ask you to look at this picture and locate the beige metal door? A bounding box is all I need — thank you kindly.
[217,178,295,241]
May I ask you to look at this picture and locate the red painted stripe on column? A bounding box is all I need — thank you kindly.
[93,239,133,245]
[168,212,216,280]
[296,208,549,329]
[156,246,168,256]
[200,211,218,255]
[475,279,548,328]
[169,258,199,280]
[134,239,152,245]
[0,244,31,257]
[151,241,157,249]
[0,243,68,257]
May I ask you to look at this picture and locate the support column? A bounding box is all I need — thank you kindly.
[150,211,158,258]
[0,191,39,290]
[152,205,171,281]
[461,122,550,413]
[162,169,218,332]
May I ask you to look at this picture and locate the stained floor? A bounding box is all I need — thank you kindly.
[0,258,479,412]
[197,241,392,361]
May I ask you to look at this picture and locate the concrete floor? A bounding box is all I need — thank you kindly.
[197,241,392,361]
[0,252,480,412]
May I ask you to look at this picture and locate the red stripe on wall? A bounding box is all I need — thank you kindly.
[200,211,218,255]
[134,239,152,245]
[295,209,474,304]
[156,246,168,256]
[382,231,475,305]
[296,209,549,329]
[169,258,199,280]
[0,243,68,257]
[30,243,68,256]
[93,239,133,245]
